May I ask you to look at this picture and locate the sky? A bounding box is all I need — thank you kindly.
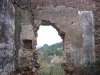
[37,26,62,47]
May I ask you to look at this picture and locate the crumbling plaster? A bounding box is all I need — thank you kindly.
[15,5,95,67]
[0,0,97,74]
[10,0,95,70]
[34,5,95,66]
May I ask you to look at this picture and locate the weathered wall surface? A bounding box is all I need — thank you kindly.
[0,0,15,74]
[15,8,39,74]
[19,10,35,67]
[0,0,97,74]
[34,6,82,50]
[93,0,100,59]
[14,9,34,67]
[10,0,94,10]
[10,0,95,69]
[34,6,95,66]
[66,11,95,66]
[76,11,95,65]
[14,9,40,74]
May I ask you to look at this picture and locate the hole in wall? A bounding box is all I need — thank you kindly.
[37,26,62,47]
[23,40,32,49]
[37,25,65,75]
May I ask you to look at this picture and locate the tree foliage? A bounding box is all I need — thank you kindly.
[37,42,63,51]
[40,66,65,75]
[45,50,63,56]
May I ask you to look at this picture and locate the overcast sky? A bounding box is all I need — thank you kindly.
[37,26,62,47]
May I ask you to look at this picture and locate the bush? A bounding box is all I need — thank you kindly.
[45,50,63,56]
[40,66,65,75]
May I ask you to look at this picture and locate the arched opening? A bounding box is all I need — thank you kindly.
[37,26,62,47]
[37,25,65,75]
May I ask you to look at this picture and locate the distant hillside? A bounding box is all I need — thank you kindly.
[37,41,63,51]
[38,41,65,75]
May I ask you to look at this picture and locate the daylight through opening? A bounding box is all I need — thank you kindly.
[37,26,65,75]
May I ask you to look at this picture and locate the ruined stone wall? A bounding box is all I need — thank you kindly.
[10,0,94,10]
[16,9,35,68]
[34,6,95,66]
[0,0,15,74]
[78,11,95,65]
[9,0,95,66]
[0,0,98,74]
[14,8,40,75]
[93,0,100,59]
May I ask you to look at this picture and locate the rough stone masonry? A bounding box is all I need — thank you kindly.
[0,0,99,75]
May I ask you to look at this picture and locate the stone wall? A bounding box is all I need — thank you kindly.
[93,0,100,59]
[18,10,35,68]
[0,0,98,74]
[34,6,95,66]
[10,0,94,10]
[0,0,15,74]
[14,8,40,74]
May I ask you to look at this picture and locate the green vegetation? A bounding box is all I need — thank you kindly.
[37,42,63,51]
[45,50,63,56]
[40,65,65,75]
[39,49,63,64]
[38,42,65,75]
